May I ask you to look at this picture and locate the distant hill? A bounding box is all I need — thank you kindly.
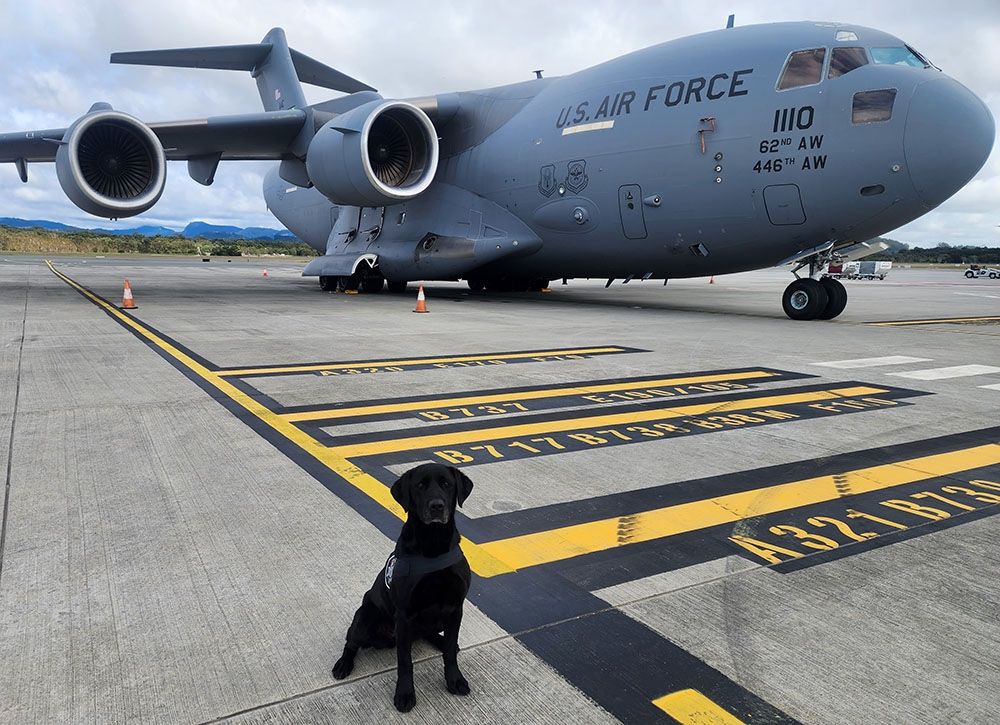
[0,217,296,241]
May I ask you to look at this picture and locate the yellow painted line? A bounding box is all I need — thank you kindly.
[282,370,780,423]
[562,119,616,136]
[870,316,1000,327]
[217,347,629,377]
[329,386,888,458]
[478,443,1000,571]
[43,262,513,578]
[653,689,744,724]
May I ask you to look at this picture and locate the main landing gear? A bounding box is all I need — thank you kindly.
[782,248,848,321]
[466,275,550,292]
[319,271,397,294]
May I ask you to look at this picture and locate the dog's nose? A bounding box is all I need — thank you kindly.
[429,499,446,513]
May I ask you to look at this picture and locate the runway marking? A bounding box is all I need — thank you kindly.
[43,262,513,578]
[216,346,642,378]
[475,443,1000,570]
[280,369,791,424]
[980,383,1000,392]
[869,315,1000,326]
[812,355,931,369]
[327,385,891,459]
[653,689,745,724]
[44,263,798,723]
[887,364,1000,380]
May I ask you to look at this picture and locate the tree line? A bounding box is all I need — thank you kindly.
[868,237,1000,265]
[0,226,318,257]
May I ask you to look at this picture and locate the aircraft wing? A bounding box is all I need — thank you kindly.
[0,109,308,164]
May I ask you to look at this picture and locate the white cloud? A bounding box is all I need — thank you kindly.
[1,0,997,245]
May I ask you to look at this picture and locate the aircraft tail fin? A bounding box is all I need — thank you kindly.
[110,28,375,112]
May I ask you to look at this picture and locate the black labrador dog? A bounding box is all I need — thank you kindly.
[332,463,474,712]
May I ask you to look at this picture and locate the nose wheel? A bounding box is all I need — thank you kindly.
[782,277,847,320]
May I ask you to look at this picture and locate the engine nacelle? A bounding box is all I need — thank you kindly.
[55,109,166,219]
[306,100,439,207]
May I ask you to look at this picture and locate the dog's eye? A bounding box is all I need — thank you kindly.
[417,480,428,489]
[440,480,451,488]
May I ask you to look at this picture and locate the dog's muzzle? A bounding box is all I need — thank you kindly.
[425,498,449,524]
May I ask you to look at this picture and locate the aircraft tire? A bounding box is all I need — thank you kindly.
[386,280,408,293]
[319,276,336,292]
[467,278,485,291]
[337,273,362,293]
[818,277,848,319]
[782,278,828,320]
[360,274,385,293]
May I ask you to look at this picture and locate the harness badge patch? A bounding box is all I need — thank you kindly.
[384,554,397,588]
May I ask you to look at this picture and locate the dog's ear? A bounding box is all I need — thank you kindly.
[391,469,417,513]
[451,467,473,507]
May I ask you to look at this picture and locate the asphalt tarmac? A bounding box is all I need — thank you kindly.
[1,254,998,724]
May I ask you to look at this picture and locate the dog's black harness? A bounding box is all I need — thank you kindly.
[383,545,465,602]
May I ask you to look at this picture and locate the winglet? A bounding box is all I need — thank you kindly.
[726,14,735,29]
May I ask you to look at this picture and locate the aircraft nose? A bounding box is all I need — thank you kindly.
[904,77,995,208]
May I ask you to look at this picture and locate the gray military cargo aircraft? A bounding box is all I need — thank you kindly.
[1,22,993,319]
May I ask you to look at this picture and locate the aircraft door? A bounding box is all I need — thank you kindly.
[618,184,647,239]
[763,184,806,225]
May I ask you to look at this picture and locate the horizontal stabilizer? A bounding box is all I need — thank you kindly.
[288,49,374,94]
[111,42,374,94]
[110,44,271,72]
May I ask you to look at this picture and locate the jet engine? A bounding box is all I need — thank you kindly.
[306,100,439,207]
[55,108,166,218]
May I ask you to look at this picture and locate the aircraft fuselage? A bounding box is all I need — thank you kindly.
[267,22,993,285]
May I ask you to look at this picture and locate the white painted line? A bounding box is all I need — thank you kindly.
[888,365,1000,380]
[979,383,1000,391]
[955,292,1000,299]
[561,120,615,136]
[812,356,932,369]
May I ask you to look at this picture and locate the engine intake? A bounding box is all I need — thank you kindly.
[306,100,438,207]
[56,110,166,218]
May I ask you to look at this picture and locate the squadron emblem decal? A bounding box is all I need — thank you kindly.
[538,164,557,196]
[565,160,589,194]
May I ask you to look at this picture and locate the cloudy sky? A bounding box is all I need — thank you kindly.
[1,0,997,246]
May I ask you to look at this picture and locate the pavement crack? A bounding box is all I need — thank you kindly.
[0,263,30,592]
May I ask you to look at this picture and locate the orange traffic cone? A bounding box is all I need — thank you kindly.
[262,268,270,278]
[413,285,429,313]
[709,275,715,284]
[121,279,137,309]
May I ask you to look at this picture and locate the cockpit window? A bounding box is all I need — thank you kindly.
[870,46,930,68]
[778,48,827,90]
[828,47,869,79]
[852,89,897,124]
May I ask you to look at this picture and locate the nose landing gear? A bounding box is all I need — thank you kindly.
[781,277,847,320]
[781,244,849,320]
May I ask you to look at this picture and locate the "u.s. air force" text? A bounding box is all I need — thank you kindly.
[555,68,754,129]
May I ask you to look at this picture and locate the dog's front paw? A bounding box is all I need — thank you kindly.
[446,673,471,696]
[393,685,417,712]
[331,656,354,680]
